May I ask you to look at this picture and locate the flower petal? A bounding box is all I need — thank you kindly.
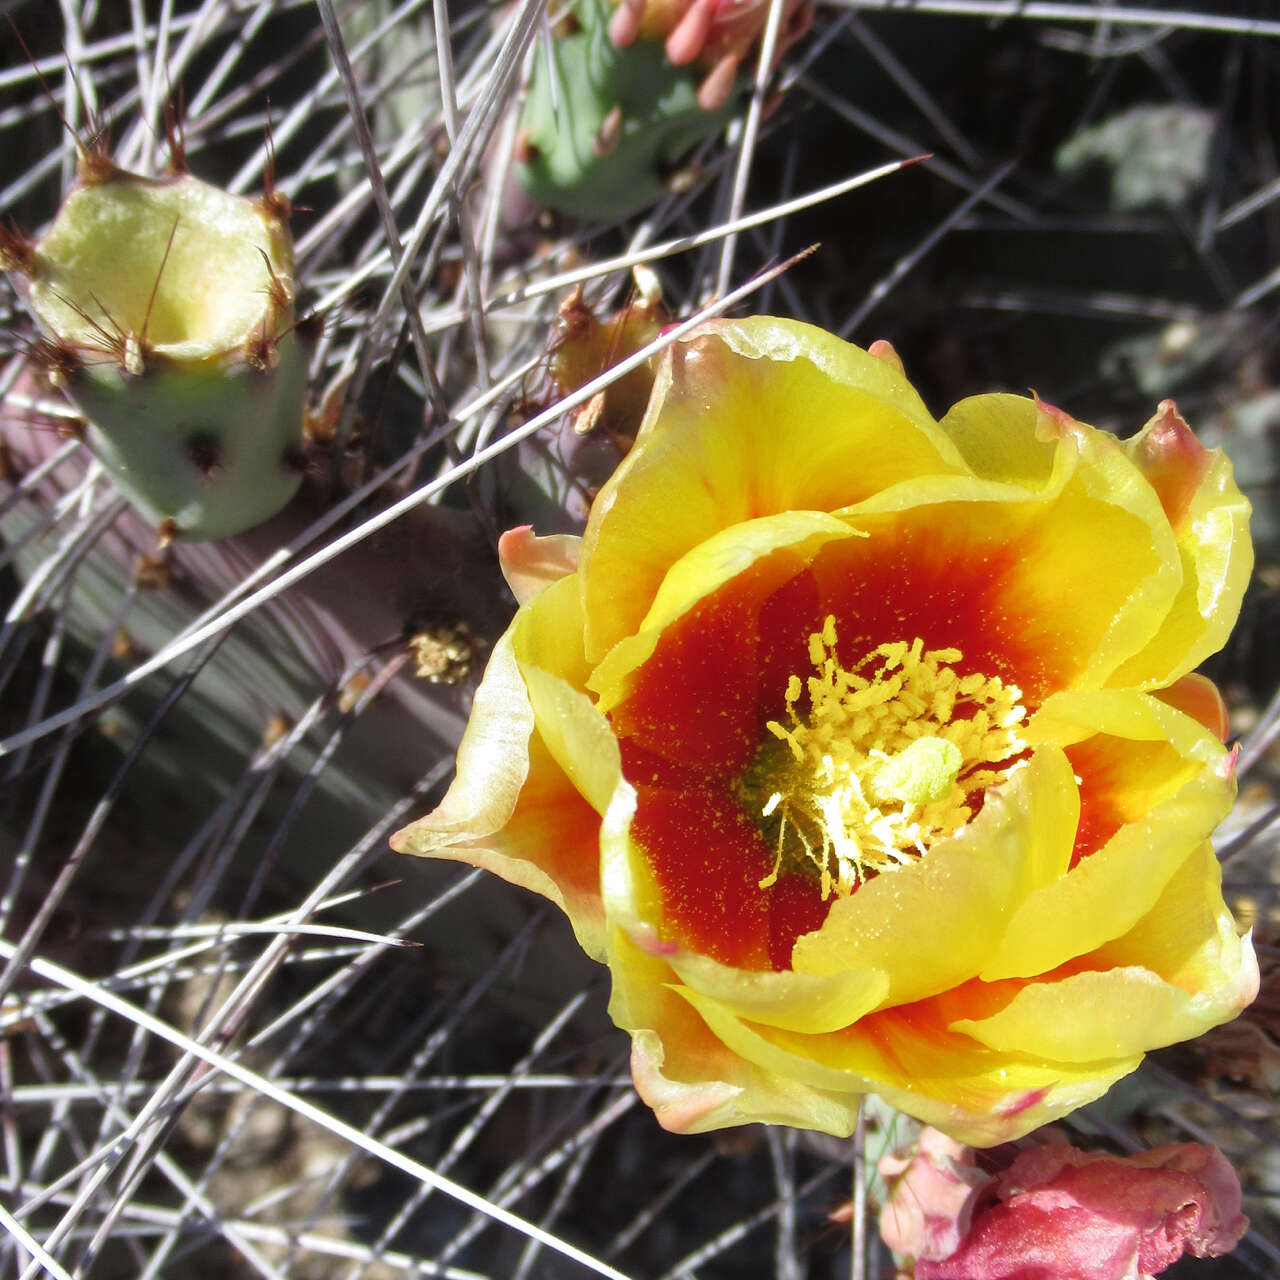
[600,775,830,972]
[509,567,594,691]
[842,392,1183,693]
[662,943,889,1035]
[599,776,883,1030]
[1126,399,1213,532]
[679,986,1137,1145]
[497,525,582,605]
[609,926,862,1135]
[982,690,1233,981]
[1109,399,1253,688]
[939,391,1063,488]
[790,748,1078,1006]
[1154,671,1230,742]
[512,575,621,816]
[580,317,964,661]
[639,509,855,635]
[392,628,607,958]
[879,1128,991,1263]
[589,511,854,766]
[916,1142,1248,1280]
[521,665,621,818]
[949,962,1251,1064]
[1090,841,1258,1006]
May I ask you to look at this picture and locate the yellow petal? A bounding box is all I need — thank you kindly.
[678,986,1137,1146]
[392,629,607,958]
[835,393,1183,692]
[520,665,620,817]
[601,776,1135,1145]
[640,510,857,635]
[665,954,889,1035]
[1154,672,1230,742]
[599,778,875,1029]
[511,574,620,815]
[983,690,1233,981]
[509,568,593,692]
[608,926,862,1135]
[1110,400,1253,688]
[589,509,855,717]
[1091,841,1258,1004]
[951,957,1256,1064]
[939,392,1061,488]
[790,748,1078,1006]
[581,317,964,662]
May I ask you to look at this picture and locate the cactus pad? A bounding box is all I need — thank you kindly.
[17,168,307,540]
[514,0,740,220]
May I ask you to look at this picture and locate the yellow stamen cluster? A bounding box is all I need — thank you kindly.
[751,617,1026,898]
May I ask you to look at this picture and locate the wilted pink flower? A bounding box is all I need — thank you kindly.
[882,1132,1249,1280]
[879,1127,992,1262]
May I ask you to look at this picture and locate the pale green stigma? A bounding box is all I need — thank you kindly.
[873,736,964,806]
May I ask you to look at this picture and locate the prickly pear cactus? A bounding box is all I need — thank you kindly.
[514,0,741,219]
[7,162,306,540]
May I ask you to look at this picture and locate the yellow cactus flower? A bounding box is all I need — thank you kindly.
[394,318,1257,1145]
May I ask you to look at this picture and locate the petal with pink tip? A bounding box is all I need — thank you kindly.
[497,525,582,605]
[611,926,862,1135]
[1110,399,1252,688]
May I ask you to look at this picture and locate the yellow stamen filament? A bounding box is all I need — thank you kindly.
[750,618,1027,898]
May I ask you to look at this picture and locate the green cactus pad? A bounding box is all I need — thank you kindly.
[65,333,309,541]
[22,169,306,540]
[515,0,740,220]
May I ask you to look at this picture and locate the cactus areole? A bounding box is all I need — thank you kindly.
[23,168,306,540]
